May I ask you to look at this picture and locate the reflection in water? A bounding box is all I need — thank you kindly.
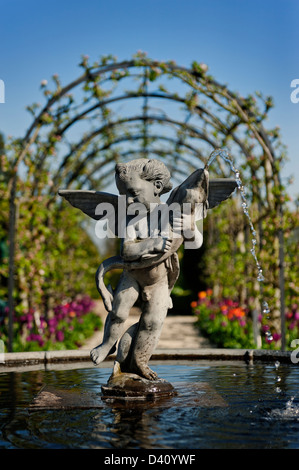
[0,363,299,449]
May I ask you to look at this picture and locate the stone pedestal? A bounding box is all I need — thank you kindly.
[101,372,176,401]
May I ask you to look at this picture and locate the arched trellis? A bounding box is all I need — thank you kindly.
[5,52,288,350]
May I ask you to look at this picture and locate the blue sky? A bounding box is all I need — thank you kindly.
[0,0,298,199]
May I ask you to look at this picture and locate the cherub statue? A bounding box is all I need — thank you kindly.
[59,157,236,382]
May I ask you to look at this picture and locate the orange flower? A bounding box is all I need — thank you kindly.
[69,311,76,318]
[227,311,234,320]
[198,291,207,299]
[206,289,213,296]
[221,305,228,312]
[228,307,245,319]
[190,301,198,309]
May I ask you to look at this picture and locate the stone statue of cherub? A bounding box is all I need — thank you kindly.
[59,156,236,384]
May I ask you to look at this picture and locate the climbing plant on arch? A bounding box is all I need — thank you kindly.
[1,51,297,350]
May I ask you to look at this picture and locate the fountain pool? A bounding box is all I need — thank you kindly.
[1,356,299,449]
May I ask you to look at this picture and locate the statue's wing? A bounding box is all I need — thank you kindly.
[58,190,119,219]
[58,190,120,236]
[208,179,237,209]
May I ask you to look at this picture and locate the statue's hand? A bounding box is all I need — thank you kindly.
[153,236,172,253]
[172,215,183,237]
[173,212,196,239]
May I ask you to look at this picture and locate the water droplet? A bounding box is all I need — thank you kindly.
[262,302,270,315]
[252,239,257,246]
[275,361,280,369]
[265,331,273,342]
[257,273,265,282]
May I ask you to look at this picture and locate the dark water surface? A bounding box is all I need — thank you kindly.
[1,361,299,449]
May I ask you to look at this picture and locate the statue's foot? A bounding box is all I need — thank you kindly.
[90,343,116,365]
[133,363,158,381]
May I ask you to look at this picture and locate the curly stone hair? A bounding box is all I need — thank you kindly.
[115,158,173,195]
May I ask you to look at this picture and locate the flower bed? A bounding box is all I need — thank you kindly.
[192,290,299,350]
[191,290,266,349]
[1,296,102,351]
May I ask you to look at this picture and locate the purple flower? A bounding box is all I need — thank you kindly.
[262,324,270,331]
[273,333,281,342]
[56,331,64,342]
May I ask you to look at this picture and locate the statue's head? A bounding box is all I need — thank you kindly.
[115,159,173,210]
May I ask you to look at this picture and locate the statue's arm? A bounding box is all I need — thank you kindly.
[121,237,171,262]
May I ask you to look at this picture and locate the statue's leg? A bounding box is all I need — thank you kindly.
[90,272,139,365]
[115,322,139,366]
[129,280,169,380]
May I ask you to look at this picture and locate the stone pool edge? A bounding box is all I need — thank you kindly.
[0,348,293,369]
